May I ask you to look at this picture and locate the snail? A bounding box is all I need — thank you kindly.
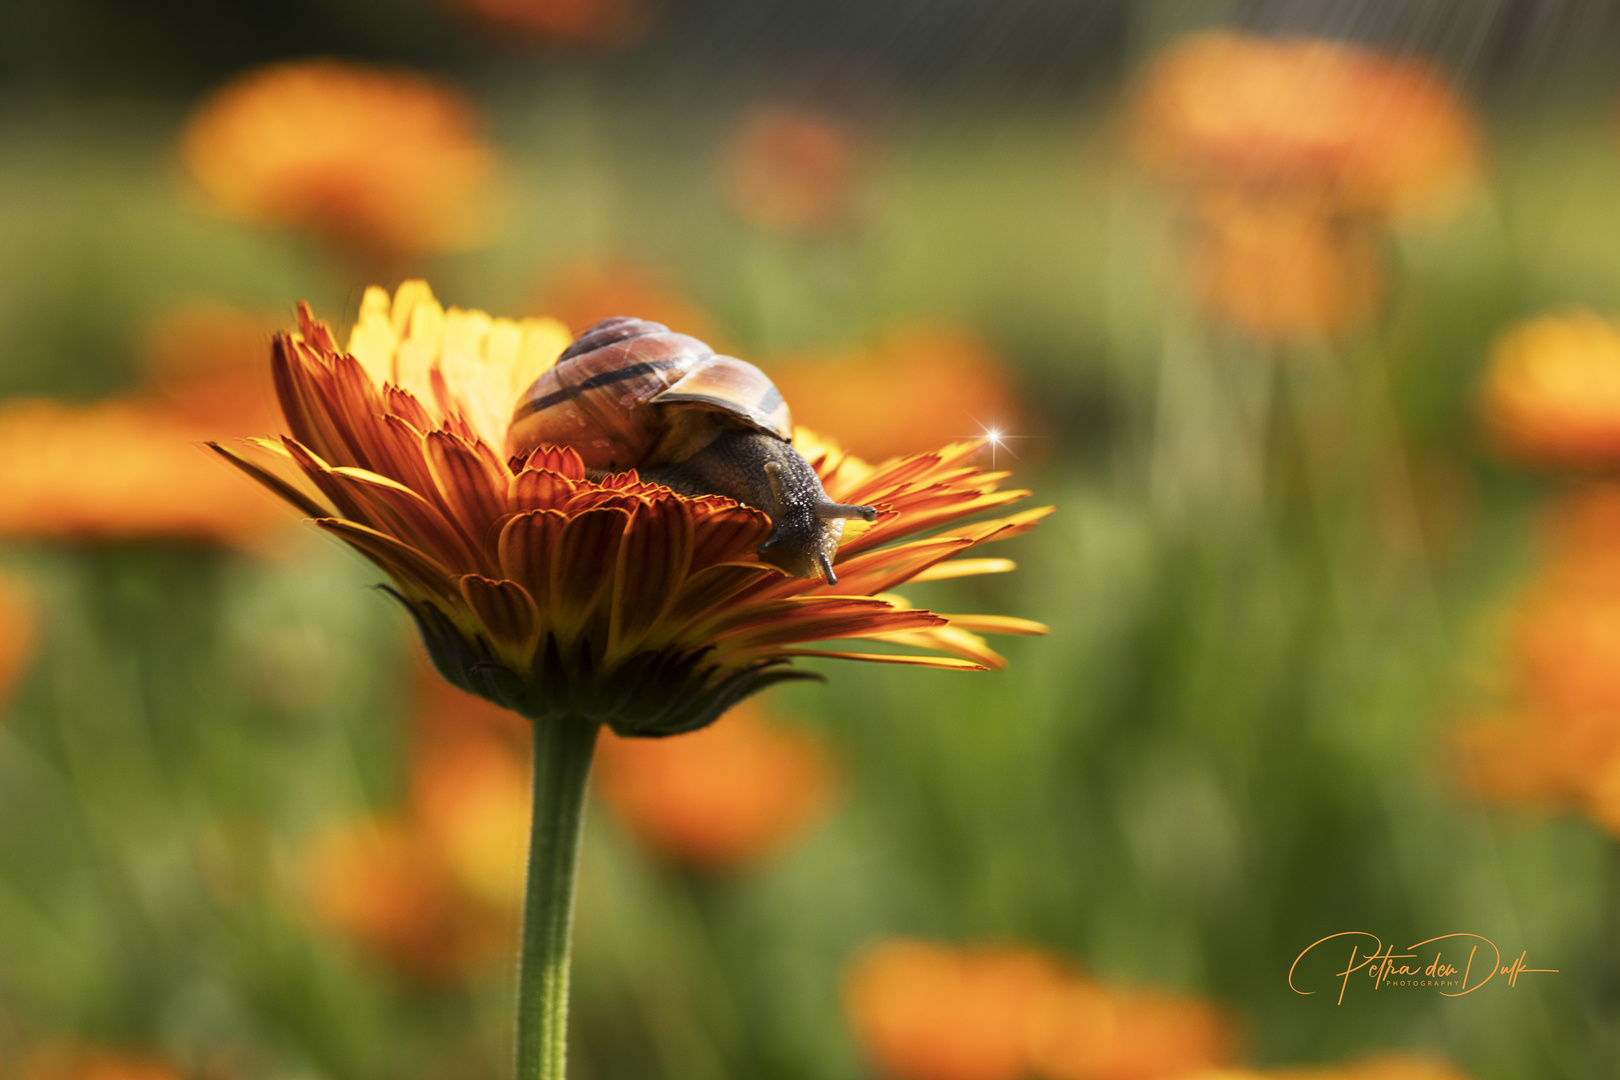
[508,317,876,585]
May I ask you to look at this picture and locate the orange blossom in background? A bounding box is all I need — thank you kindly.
[844,939,1233,1080]
[181,60,497,258]
[1129,32,1480,342]
[594,697,834,868]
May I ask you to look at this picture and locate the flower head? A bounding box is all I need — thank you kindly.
[533,256,725,344]
[0,398,289,544]
[136,300,282,437]
[0,572,39,711]
[767,324,1024,464]
[306,815,514,982]
[20,1045,185,1080]
[306,661,530,982]
[1027,981,1235,1080]
[1450,486,1620,830]
[181,61,497,257]
[844,941,1069,1080]
[1131,33,1480,221]
[843,940,1233,1080]
[213,282,1047,734]
[1183,191,1382,342]
[594,697,834,866]
[1479,311,1620,469]
[721,107,861,233]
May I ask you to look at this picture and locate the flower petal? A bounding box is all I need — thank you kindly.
[909,557,1018,582]
[609,498,695,658]
[772,649,989,671]
[458,574,541,657]
[315,518,458,605]
[207,440,331,518]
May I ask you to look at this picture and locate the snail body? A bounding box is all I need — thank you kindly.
[509,317,874,584]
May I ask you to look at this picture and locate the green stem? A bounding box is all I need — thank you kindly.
[516,715,599,1080]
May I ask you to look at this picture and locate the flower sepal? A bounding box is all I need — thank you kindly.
[398,586,822,735]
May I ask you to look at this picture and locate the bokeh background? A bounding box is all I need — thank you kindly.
[4,0,1620,1077]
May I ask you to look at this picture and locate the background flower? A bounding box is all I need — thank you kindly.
[0,399,291,544]
[1478,311,1620,469]
[766,324,1025,464]
[720,107,863,233]
[593,697,835,867]
[181,60,498,258]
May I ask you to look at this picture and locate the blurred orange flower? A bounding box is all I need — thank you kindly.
[1451,485,1620,831]
[0,572,39,709]
[1131,33,1480,221]
[1183,192,1382,342]
[136,300,281,438]
[845,941,1069,1080]
[447,0,648,45]
[306,816,514,982]
[1478,312,1620,469]
[20,1045,186,1080]
[1450,711,1606,808]
[306,660,529,981]
[1337,1055,1474,1080]
[721,107,861,233]
[1027,981,1235,1080]
[181,60,497,257]
[1266,1054,1474,1080]
[410,667,533,907]
[0,399,290,544]
[845,940,1234,1080]
[594,697,834,867]
[1132,33,1479,343]
[533,257,724,344]
[768,325,1022,464]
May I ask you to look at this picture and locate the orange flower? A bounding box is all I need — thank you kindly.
[721,107,860,233]
[0,572,39,709]
[1266,1054,1474,1080]
[844,941,1069,1080]
[136,300,281,438]
[1537,483,1620,589]
[1513,580,1620,716]
[447,0,648,45]
[1478,312,1620,469]
[305,663,533,982]
[212,281,1047,734]
[594,697,833,866]
[0,398,289,544]
[1027,981,1235,1080]
[1450,712,1606,808]
[20,1045,186,1080]
[767,325,1024,464]
[1337,1055,1473,1080]
[1183,191,1382,342]
[845,940,1233,1080]
[306,815,514,982]
[533,257,725,344]
[410,667,534,907]
[1131,33,1480,221]
[1450,486,1620,825]
[181,61,497,257]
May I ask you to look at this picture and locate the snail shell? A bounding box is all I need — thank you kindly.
[509,317,874,584]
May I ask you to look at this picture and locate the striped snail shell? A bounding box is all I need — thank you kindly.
[508,317,875,585]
